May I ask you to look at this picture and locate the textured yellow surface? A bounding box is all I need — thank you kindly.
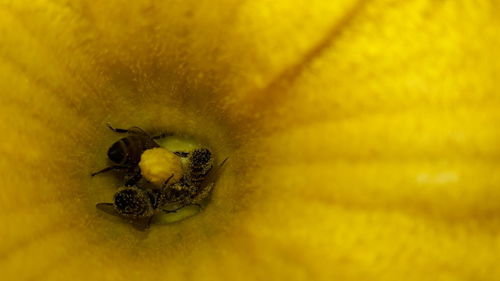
[0,0,499,280]
[139,148,183,186]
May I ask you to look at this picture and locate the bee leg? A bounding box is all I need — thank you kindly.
[217,157,229,171]
[91,165,129,177]
[190,203,202,210]
[161,203,201,214]
[161,208,178,214]
[173,151,189,157]
[151,132,173,140]
[106,123,130,133]
[124,167,143,186]
[160,174,175,190]
[124,174,141,187]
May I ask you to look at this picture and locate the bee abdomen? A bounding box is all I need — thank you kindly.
[188,148,213,184]
[107,134,161,166]
[189,148,212,168]
[113,188,152,217]
[189,170,210,184]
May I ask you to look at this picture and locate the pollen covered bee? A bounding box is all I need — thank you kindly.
[96,186,157,230]
[96,150,228,230]
[91,124,182,186]
[93,124,227,230]
[96,175,177,231]
[160,148,228,212]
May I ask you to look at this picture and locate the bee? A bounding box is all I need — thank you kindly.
[91,124,173,186]
[160,148,228,212]
[96,151,228,230]
[96,175,177,231]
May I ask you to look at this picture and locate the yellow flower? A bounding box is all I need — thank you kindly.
[1,0,499,280]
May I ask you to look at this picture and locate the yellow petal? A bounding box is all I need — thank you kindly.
[0,0,499,280]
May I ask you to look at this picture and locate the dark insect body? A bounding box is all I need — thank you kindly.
[93,124,228,230]
[161,149,227,211]
[186,148,215,184]
[91,124,170,186]
[96,175,176,231]
[96,155,228,231]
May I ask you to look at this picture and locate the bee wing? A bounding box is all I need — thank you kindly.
[97,203,152,231]
[96,203,120,217]
[191,182,214,204]
[189,158,227,204]
[204,157,228,184]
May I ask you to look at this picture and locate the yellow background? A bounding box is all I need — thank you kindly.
[0,0,499,280]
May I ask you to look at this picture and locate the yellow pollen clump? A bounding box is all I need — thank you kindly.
[139,147,183,186]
